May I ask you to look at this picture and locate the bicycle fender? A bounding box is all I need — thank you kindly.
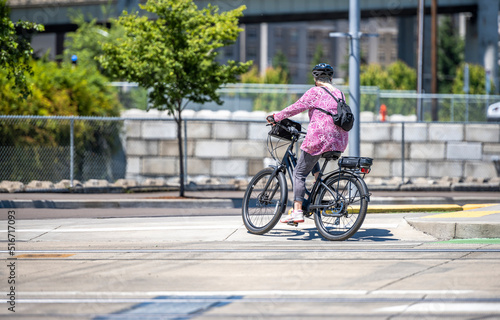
[278,171,288,213]
[266,167,289,213]
[323,170,371,202]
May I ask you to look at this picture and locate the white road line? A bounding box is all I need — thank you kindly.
[3,248,500,253]
[12,289,475,297]
[0,225,245,232]
[376,302,500,313]
[0,223,398,233]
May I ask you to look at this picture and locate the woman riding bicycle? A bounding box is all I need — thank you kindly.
[266,63,348,224]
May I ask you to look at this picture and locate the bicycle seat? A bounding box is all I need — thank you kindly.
[321,151,341,160]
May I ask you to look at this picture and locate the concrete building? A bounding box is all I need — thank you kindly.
[7,0,500,89]
[217,17,399,84]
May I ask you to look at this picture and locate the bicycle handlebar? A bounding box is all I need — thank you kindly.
[267,122,307,136]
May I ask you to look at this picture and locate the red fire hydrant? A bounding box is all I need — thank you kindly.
[379,104,387,122]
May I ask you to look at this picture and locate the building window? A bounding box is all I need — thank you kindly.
[248,45,257,59]
[225,45,234,58]
[378,52,386,63]
[307,46,315,58]
[247,26,257,39]
[275,27,283,39]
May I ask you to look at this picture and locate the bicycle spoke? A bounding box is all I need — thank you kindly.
[242,168,287,235]
[314,174,368,241]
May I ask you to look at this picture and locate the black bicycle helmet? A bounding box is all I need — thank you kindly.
[312,63,334,79]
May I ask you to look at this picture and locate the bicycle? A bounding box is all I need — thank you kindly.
[241,119,373,241]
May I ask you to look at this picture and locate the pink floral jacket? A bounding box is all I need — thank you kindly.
[273,86,349,156]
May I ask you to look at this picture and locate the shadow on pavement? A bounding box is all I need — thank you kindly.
[350,228,398,241]
[246,227,398,242]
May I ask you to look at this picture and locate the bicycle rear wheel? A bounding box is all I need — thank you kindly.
[313,174,368,241]
[242,168,287,235]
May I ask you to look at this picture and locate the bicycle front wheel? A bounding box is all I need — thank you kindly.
[313,174,368,241]
[242,168,287,235]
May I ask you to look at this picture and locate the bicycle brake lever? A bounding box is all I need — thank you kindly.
[288,127,299,134]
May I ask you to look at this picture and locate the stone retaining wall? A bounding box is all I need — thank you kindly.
[124,117,500,181]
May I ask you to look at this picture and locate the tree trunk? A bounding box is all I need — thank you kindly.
[176,107,185,197]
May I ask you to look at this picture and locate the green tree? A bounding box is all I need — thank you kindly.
[307,44,326,84]
[0,0,44,98]
[240,66,296,112]
[64,12,124,75]
[0,60,120,116]
[272,50,290,83]
[452,63,495,94]
[360,61,415,90]
[64,13,149,109]
[387,60,417,90]
[0,60,122,183]
[99,0,251,196]
[241,66,289,85]
[360,64,392,89]
[438,16,464,94]
[360,61,417,115]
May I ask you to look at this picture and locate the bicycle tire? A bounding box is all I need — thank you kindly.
[313,173,368,241]
[242,168,287,235]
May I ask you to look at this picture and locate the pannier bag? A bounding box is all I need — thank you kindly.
[268,119,302,141]
[338,157,373,171]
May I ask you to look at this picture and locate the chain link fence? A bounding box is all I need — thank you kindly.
[0,116,125,189]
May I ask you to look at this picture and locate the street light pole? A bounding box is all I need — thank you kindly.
[417,0,424,121]
[349,0,361,157]
[330,0,376,157]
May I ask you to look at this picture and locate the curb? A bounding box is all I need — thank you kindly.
[0,199,235,209]
[0,199,468,213]
[405,218,500,240]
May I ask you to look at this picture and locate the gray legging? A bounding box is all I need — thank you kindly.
[293,151,321,203]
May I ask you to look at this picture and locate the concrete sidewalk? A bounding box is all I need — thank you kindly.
[1,190,499,208]
[1,190,500,240]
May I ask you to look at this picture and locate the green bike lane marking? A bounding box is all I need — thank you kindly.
[434,238,500,244]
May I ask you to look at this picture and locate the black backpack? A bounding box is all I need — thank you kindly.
[315,87,354,132]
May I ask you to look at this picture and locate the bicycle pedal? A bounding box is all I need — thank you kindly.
[287,221,299,227]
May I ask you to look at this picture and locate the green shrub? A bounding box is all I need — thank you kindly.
[0,59,123,183]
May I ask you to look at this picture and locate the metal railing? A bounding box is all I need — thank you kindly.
[111,83,500,122]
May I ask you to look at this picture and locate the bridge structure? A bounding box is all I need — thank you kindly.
[8,0,500,90]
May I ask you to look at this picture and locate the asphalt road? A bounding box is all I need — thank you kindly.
[2,210,500,319]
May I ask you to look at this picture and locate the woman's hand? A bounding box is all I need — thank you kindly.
[266,115,276,124]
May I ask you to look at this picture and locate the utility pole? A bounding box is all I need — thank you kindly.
[349,0,360,157]
[417,0,424,121]
[330,0,376,157]
[431,0,438,121]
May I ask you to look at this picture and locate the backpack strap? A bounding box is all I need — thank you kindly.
[320,86,344,103]
[314,86,343,117]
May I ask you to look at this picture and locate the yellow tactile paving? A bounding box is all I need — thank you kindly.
[424,210,500,219]
[462,204,499,211]
[366,204,462,213]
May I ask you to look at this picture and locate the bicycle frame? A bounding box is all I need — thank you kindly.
[267,132,341,215]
